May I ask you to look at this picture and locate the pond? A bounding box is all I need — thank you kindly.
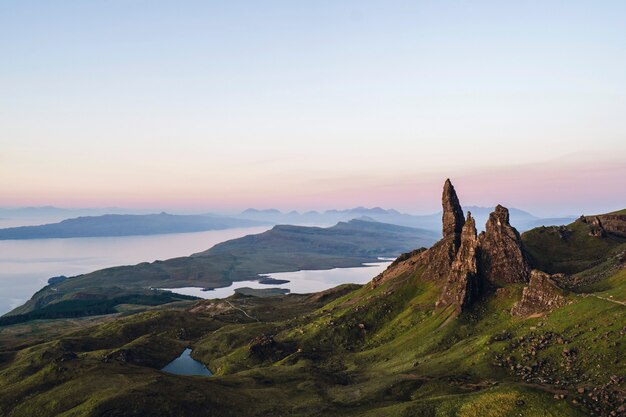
[161,348,212,376]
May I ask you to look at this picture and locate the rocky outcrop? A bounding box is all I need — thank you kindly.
[580,215,607,237]
[580,214,626,238]
[442,178,465,243]
[437,212,480,311]
[418,237,459,282]
[479,205,530,286]
[247,334,296,362]
[598,214,626,237]
[375,180,543,314]
[511,270,568,317]
[419,179,466,282]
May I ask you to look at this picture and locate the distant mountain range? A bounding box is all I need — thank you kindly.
[0,206,149,219]
[236,206,576,233]
[0,213,269,240]
[0,205,576,239]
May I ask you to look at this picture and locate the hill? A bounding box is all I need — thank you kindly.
[0,213,269,240]
[3,219,437,322]
[0,181,624,416]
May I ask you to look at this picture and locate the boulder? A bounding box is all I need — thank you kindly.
[511,270,568,317]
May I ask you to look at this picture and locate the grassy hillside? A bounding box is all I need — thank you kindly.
[522,218,626,275]
[1,206,624,416]
[1,253,624,416]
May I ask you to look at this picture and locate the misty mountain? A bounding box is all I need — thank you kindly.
[0,213,270,240]
[237,206,576,233]
[0,206,150,219]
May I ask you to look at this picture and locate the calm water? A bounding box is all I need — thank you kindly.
[161,348,212,376]
[161,260,393,299]
[0,226,270,315]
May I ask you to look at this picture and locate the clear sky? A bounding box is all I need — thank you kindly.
[1,1,625,216]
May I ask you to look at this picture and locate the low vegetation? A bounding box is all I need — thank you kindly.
[1,209,624,416]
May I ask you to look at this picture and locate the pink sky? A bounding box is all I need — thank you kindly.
[2,2,625,218]
[2,152,624,217]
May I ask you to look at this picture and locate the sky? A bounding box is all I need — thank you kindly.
[1,1,625,217]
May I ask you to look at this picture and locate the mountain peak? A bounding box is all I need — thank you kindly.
[491,204,510,225]
[442,179,465,239]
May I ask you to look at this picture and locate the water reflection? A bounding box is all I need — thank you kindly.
[161,348,212,376]
[161,260,393,299]
[0,226,270,314]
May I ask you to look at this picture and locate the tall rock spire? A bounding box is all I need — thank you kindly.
[417,180,466,282]
[478,205,530,285]
[437,211,480,311]
[442,179,465,240]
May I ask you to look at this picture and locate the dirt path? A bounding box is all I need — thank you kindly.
[579,293,626,307]
[225,300,259,321]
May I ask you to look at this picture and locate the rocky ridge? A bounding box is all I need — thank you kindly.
[430,180,534,312]
[380,179,565,316]
[580,214,626,238]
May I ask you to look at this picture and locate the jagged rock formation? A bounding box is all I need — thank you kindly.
[419,180,466,282]
[378,180,538,313]
[581,215,607,237]
[511,270,568,317]
[437,212,479,311]
[478,205,531,286]
[598,214,626,237]
[442,178,465,242]
[580,214,626,238]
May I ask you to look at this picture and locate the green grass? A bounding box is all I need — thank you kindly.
[1,247,625,416]
[522,219,626,275]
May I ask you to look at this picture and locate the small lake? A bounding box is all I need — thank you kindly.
[160,260,393,299]
[0,226,270,315]
[161,348,212,376]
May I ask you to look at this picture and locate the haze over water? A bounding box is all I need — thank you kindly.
[0,226,269,315]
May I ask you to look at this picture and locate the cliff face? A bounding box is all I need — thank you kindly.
[379,180,561,315]
[442,179,465,243]
[419,180,466,283]
[437,212,479,312]
[511,270,568,317]
[580,214,626,238]
[478,205,531,286]
[430,183,531,311]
